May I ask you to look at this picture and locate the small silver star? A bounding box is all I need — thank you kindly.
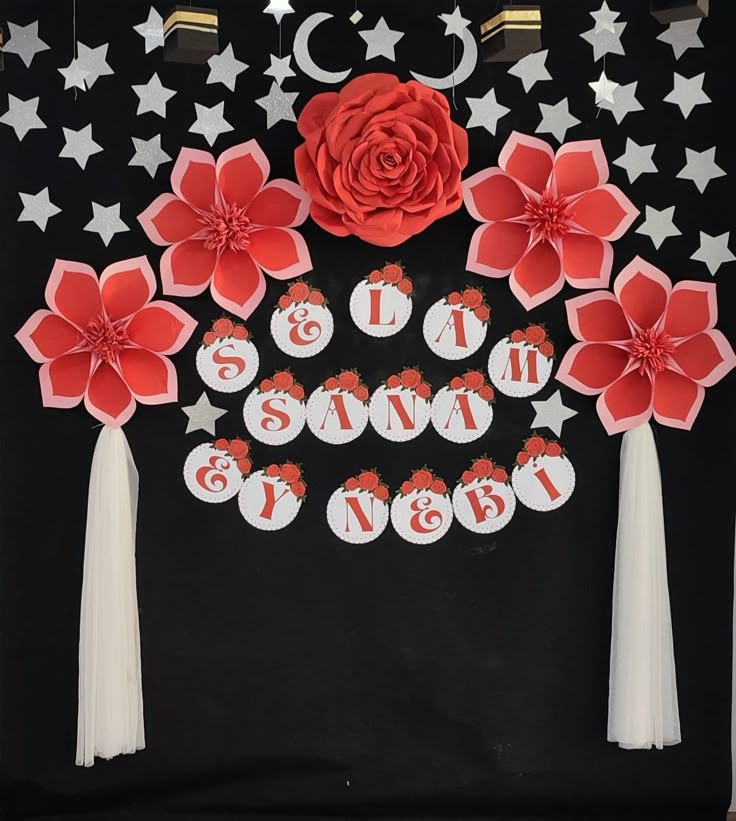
[536,98,580,143]
[18,188,61,231]
[439,6,471,36]
[664,72,710,118]
[657,20,703,60]
[0,95,46,141]
[635,205,681,250]
[58,57,90,91]
[84,202,129,246]
[76,42,113,88]
[255,82,298,129]
[580,21,627,61]
[264,53,296,86]
[190,101,234,146]
[691,232,735,277]
[531,390,577,437]
[207,43,248,91]
[466,88,510,136]
[3,21,50,68]
[613,139,657,184]
[359,17,405,61]
[129,134,171,178]
[133,7,164,53]
[508,49,551,92]
[133,72,177,117]
[598,81,643,124]
[591,1,619,34]
[589,71,618,104]
[182,392,227,435]
[60,124,103,169]
[263,0,294,25]
[676,146,725,193]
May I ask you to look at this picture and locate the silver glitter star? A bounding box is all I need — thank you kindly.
[182,392,227,435]
[359,16,405,61]
[589,70,618,104]
[598,81,643,124]
[536,98,580,143]
[264,0,294,25]
[635,205,681,250]
[133,72,177,118]
[3,21,50,68]
[657,20,703,60]
[190,101,234,146]
[255,82,298,129]
[133,7,164,53]
[129,134,171,178]
[664,72,710,118]
[691,232,736,277]
[676,146,724,193]
[59,124,103,169]
[508,49,551,92]
[613,139,657,184]
[18,188,61,231]
[76,42,113,88]
[591,1,618,34]
[440,6,471,36]
[466,88,510,136]
[264,53,296,86]
[580,21,626,62]
[207,43,249,91]
[58,57,90,91]
[531,390,577,437]
[84,202,129,246]
[0,95,46,141]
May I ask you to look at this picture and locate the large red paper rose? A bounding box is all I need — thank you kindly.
[557,257,736,433]
[295,73,469,247]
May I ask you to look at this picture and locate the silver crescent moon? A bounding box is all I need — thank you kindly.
[410,26,478,90]
[294,12,352,85]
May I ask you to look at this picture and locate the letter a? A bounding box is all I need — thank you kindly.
[320,393,352,431]
[434,308,468,348]
[444,392,477,430]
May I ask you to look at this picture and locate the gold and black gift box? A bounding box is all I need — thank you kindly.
[650,0,709,24]
[164,6,219,64]
[480,5,542,63]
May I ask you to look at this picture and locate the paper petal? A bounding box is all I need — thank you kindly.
[137,193,203,246]
[462,168,528,223]
[84,361,136,427]
[210,249,266,320]
[216,140,270,209]
[565,291,633,343]
[614,257,671,332]
[597,370,654,435]
[556,341,630,395]
[571,185,639,241]
[16,310,82,363]
[670,331,736,387]
[118,348,177,404]
[247,180,310,228]
[160,240,218,297]
[560,233,613,289]
[45,260,102,330]
[170,147,217,212]
[100,256,156,321]
[552,140,609,198]
[39,352,93,408]
[498,131,554,194]
[466,222,530,278]
[662,280,717,338]
[652,370,704,430]
[248,228,312,279]
[126,301,197,355]
[509,241,564,309]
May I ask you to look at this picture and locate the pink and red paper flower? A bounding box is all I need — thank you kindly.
[463,132,639,310]
[138,140,312,320]
[16,257,196,427]
[557,257,736,434]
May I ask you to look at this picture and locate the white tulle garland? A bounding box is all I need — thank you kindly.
[608,422,680,750]
[76,426,145,766]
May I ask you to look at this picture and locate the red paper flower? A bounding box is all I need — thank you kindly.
[16,257,196,427]
[463,132,639,310]
[295,73,469,247]
[557,257,736,433]
[138,141,312,320]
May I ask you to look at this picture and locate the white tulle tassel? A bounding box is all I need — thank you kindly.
[76,426,145,766]
[608,422,680,750]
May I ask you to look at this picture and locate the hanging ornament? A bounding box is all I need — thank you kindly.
[264,0,294,25]
[650,0,709,24]
[480,4,542,63]
[164,5,219,64]
[326,471,390,544]
[452,458,516,534]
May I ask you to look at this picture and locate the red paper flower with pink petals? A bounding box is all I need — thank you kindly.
[557,257,736,434]
[138,140,312,320]
[462,131,639,310]
[16,257,196,427]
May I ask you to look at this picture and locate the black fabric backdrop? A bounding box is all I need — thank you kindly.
[1,1,735,819]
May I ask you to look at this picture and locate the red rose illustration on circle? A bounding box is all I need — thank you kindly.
[400,368,422,389]
[260,378,274,392]
[382,264,403,284]
[510,329,525,343]
[288,281,310,302]
[386,374,401,389]
[545,441,563,457]
[289,384,305,401]
[280,463,301,483]
[472,459,493,479]
[401,480,415,496]
[479,385,495,402]
[415,382,432,400]
[491,467,508,483]
[203,330,217,346]
[214,438,229,451]
[291,480,306,498]
[324,376,339,391]
[538,340,555,358]
[345,477,360,491]
[358,471,380,491]
[295,74,469,247]
[450,376,464,391]
[474,305,490,322]
[463,371,485,391]
[228,439,249,459]
[278,294,293,310]
[397,278,413,295]
[525,325,546,345]
[213,317,234,338]
[525,436,546,457]
[412,469,433,490]
[462,288,483,309]
[374,484,389,502]
[461,470,475,485]
[237,457,252,475]
[516,451,530,466]
[369,269,383,284]
[232,324,248,340]
[353,384,369,402]
[338,371,360,391]
[273,371,294,391]
[430,479,446,495]
[308,290,324,305]
[266,464,280,477]
[448,291,462,305]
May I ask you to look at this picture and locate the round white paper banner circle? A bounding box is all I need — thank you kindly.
[326,487,390,544]
[423,299,487,360]
[511,455,575,512]
[430,386,494,444]
[184,443,241,503]
[390,489,454,544]
[196,338,259,393]
[270,303,334,358]
[350,281,412,338]
[243,389,306,445]
[369,385,431,442]
[452,478,516,534]
[238,470,303,530]
[488,338,554,398]
[306,387,369,445]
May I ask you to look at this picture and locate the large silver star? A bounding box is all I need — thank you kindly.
[255,82,298,129]
[676,146,725,193]
[3,21,50,67]
[58,57,90,91]
[589,70,618,104]
[0,95,46,141]
[508,49,551,92]
[531,390,577,437]
[76,42,113,88]
[591,1,618,34]
[466,88,510,136]
[635,205,681,250]
[182,392,227,435]
[536,98,580,143]
[263,0,294,25]
[207,43,248,91]
[129,134,171,178]
[613,139,657,184]
[691,232,735,277]
[580,21,626,61]
[18,188,61,231]
[664,72,710,118]
[439,6,471,35]
[359,17,405,61]
[133,72,176,117]
[657,20,703,59]
[133,7,164,53]
[190,101,234,145]
[598,81,643,124]
[60,124,103,169]
[264,53,296,86]
[84,202,129,246]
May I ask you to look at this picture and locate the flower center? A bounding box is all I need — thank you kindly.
[84,315,128,363]
[201,202,254,253]
[628,328,675,376]
[524,189,574,243]
[381,151,399,168]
